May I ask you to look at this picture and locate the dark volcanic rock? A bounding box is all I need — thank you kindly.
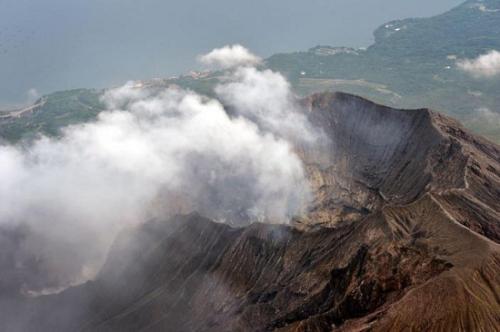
[6,92,500,332]
[16,213,457,332]
[301,93,500,239]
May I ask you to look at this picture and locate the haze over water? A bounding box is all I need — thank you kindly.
[0,0,462,107]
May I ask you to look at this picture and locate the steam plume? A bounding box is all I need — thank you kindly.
[0,46,314,293]
[199,44,262,70]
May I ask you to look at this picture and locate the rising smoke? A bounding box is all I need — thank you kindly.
[0,45,316,294]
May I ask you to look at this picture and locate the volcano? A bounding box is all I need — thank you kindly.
[6,92,499,332]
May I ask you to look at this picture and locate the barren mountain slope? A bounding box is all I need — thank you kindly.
[301,92,499,242]
[9,92,500,332]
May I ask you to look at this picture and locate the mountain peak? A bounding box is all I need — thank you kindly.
[6,92,499,331]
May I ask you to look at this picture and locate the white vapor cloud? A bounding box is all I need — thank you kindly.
[457,50,500,78]
[466,107,500,127]
[216,67,317,142]
[199,44,262,70]
[27,88,40,102]
[0,46,314,292]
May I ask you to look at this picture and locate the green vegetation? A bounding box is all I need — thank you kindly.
[266,0,500,142]
[0,89,104,143]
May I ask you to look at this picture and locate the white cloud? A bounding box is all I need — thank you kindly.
[466,107,500,127]
[216,66,318,143]
[0,51,315,292]
[27,88,40,102]
[198,44,262,70]
[457,50,500,78]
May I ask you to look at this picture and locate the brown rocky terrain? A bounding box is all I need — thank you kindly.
[4,92,499,331]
